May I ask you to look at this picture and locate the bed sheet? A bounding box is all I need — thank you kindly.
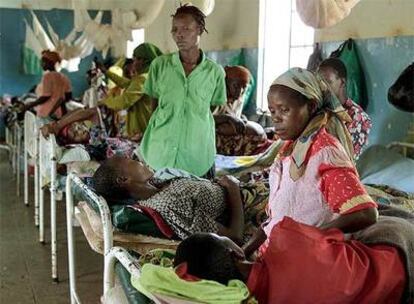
[357,145,414,193]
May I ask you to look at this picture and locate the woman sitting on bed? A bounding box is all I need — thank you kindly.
[213,65,251,118]
[92,156,244,243]
[214,66,271,156]
[243,67,378,256]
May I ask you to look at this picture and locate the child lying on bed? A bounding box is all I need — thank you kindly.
[92,156,244,243]
[174,216,408,304]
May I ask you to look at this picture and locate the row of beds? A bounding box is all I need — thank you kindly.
[2,107,414,304]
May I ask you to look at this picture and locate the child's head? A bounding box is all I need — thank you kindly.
[92,156,154,202]
[268,84,316,141]
[174,233,245,285]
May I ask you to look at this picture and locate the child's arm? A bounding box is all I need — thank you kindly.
[216,176,245,244]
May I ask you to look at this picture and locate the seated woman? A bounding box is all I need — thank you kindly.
[91,156,244,243]
[243,68,378,256]
[213,65,251,118]
[214,66,271,156]
[174,217,408,303]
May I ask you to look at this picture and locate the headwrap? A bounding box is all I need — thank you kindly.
[272,67,354,181]
[133,43,163,73]
[224,65,251,87]
[41,50,61,64]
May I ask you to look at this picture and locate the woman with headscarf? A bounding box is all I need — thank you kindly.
[23,50,72,119]
[243,67,378,256]
[98,43,163,137]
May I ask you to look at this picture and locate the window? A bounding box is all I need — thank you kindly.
[126,29,145,57]
[257,0,314,111]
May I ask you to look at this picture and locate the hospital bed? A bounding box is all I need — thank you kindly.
[357,143,414,194]
[38,130,91,281]
[65,173,179,304]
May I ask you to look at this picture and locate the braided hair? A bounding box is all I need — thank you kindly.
[172,4,208,34]
[174,233,243,284]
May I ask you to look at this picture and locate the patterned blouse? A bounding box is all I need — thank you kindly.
[343,98,372,159]
[262,128,377,237]
[135,178,226,239]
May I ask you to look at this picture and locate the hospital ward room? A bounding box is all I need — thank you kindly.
[1,0,414,303]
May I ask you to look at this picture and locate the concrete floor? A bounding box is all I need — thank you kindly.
[0,150,103,303]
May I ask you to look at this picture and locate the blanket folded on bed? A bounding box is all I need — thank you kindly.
[215,140,282,177]
[353,206,414,304]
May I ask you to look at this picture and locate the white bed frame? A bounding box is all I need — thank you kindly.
[38,131,60,281]
[103,247,142,302]
[65,173,113,304]
[23,111,40,223]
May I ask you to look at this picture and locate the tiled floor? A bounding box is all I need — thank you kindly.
[0,150,103,303]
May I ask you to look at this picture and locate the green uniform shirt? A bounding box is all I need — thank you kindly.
[103,71,152,136]
[141,51,226,176]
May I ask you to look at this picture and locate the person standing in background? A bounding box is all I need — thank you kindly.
[140,5,226,178]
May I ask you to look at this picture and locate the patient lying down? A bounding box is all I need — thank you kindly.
[175,217,407,304]
[92,156,244,242]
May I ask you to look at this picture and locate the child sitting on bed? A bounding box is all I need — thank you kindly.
[91,156,244,243]
[243,67,378,257]
[174,217,407,304]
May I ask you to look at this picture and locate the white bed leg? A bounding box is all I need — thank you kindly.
[16,125,21,197]
[66,174,77,304]
[39,186,45,244]
[50,156,58,282]
[24,134,29,206]
[11,127,16,174]
[34,138,39,227]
